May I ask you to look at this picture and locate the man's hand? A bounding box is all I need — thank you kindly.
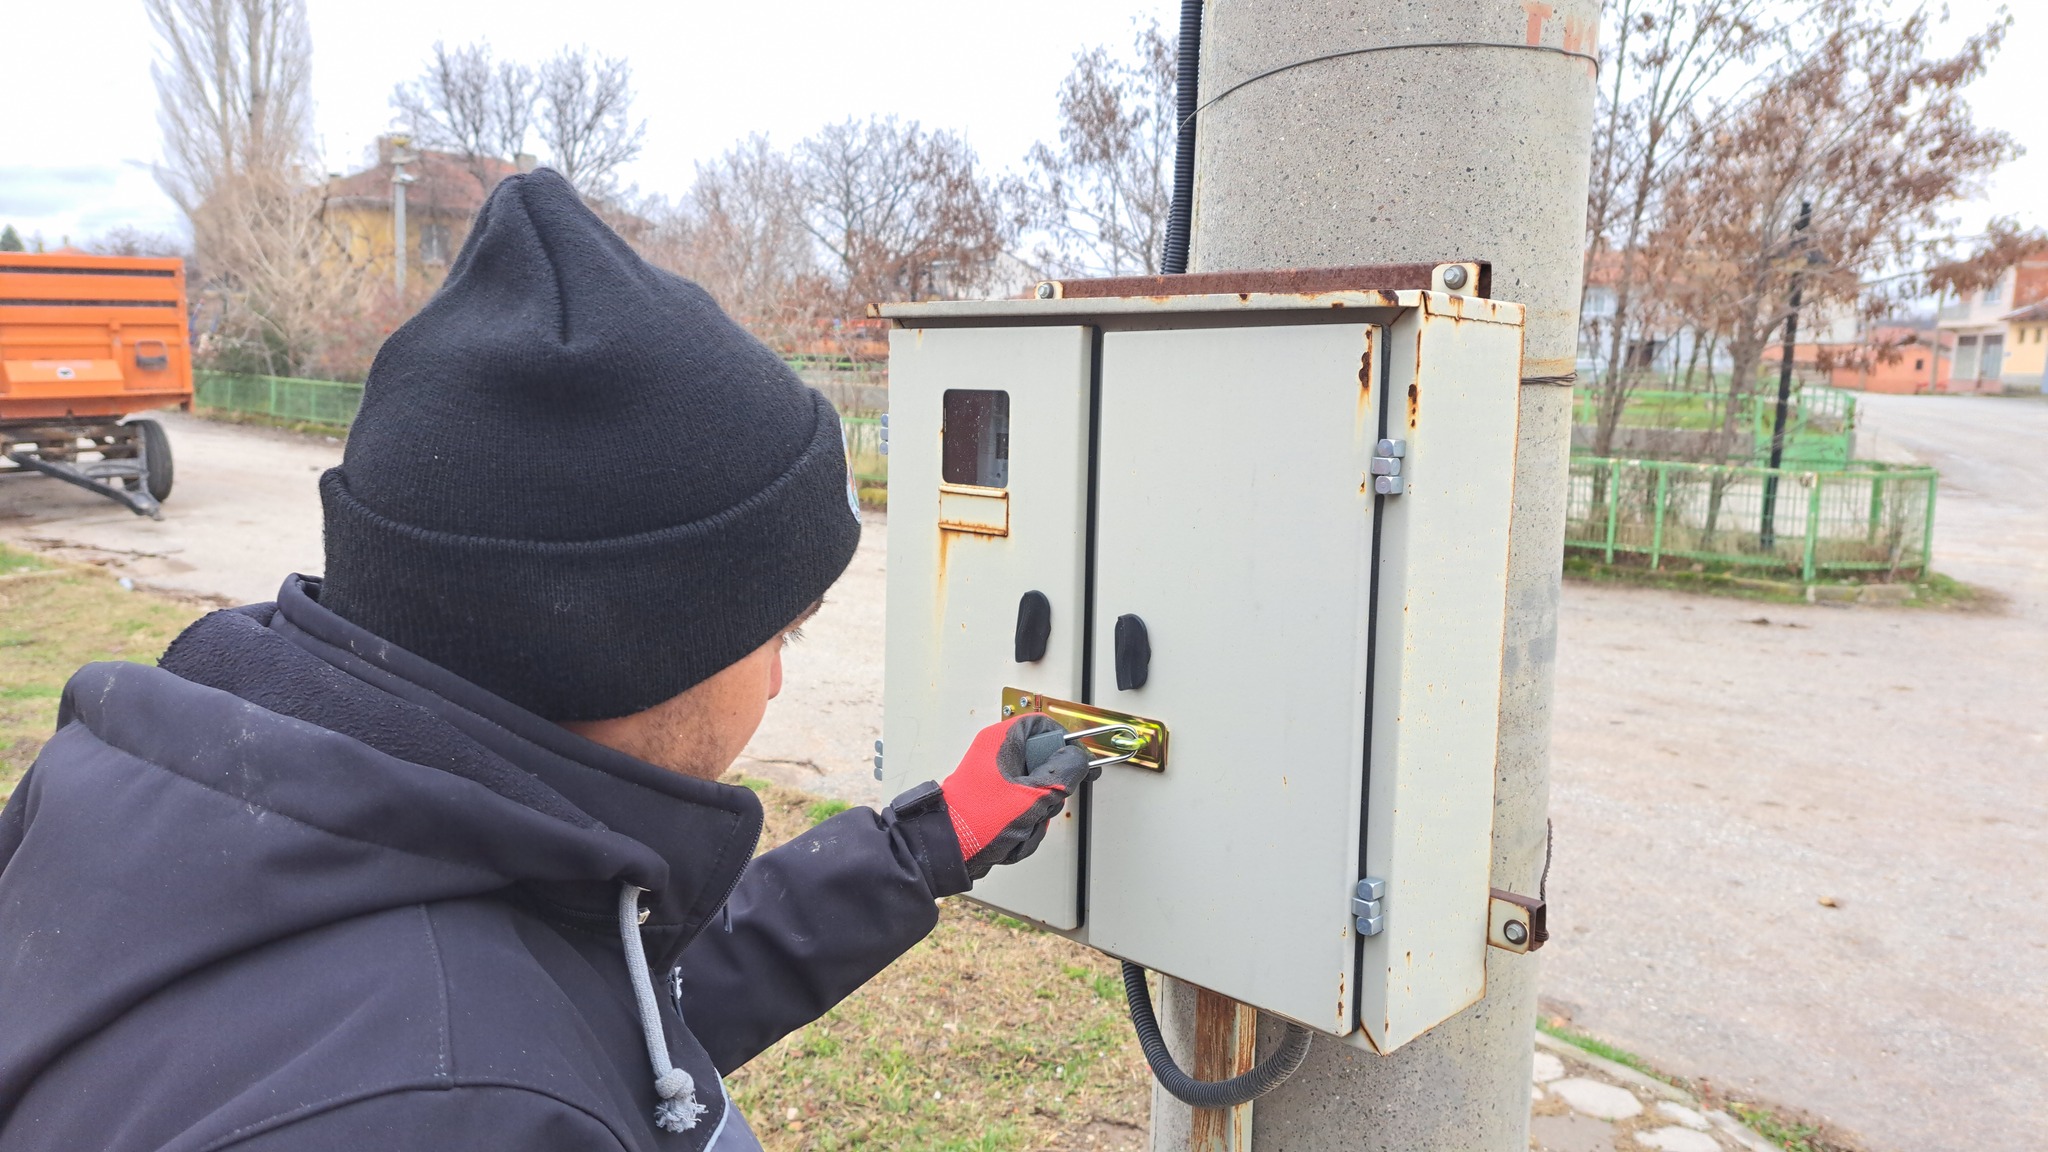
[940,714,1099,880]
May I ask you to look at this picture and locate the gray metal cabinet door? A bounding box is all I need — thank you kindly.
[1085,322,1380,1034]
[881,325,1093,929]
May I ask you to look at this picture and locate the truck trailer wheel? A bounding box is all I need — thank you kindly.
[127,419,174,502]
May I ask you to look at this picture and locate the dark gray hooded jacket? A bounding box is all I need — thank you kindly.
[0,575,967,1151]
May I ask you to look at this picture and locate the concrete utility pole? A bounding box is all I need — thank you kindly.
[391,138,418,293]
[1150,2,1599,1148]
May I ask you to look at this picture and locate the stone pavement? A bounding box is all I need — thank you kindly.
[1529,1035,1781,1152]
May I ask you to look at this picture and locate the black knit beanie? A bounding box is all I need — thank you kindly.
[319,169,861,722]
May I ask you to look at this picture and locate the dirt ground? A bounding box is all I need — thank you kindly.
[4,397,2041,1151]
[0,412,338,606]
[1545,393,2048,1152]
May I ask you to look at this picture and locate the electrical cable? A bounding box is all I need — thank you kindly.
[1121,962,1314,1109]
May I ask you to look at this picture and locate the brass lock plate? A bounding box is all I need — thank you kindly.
[1001,687,1169,772]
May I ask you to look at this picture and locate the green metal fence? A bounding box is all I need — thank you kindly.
[1565,456,1936,583]
[1572,386,1856,467]
[194,370,893,495]
[840,414,888,493]
[194,371,365,428]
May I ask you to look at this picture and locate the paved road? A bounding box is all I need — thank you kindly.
[1545,394,2048,1152]
[7,399,2042,1151]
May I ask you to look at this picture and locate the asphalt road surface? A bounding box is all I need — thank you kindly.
[3,397,2041,1151]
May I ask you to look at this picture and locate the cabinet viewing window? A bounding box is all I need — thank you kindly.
[942,389,1010,488]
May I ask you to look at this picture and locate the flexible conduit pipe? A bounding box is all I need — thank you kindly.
[1122,962,1314,1109]
[1160,0,1202,275]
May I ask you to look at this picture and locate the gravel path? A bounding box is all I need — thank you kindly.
[6,398,2041,1151]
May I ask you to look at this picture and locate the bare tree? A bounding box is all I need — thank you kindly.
[1015,18,1176,276]
[667,137,824,343]
[1923,215,2048,301]
[147,0,386,379]
[1580,0,1781,460]
[146,0,312,215]
[795,116,1009,306]
[391,41,535,186]
[1661,0,2017,434]
[84,228,187,258]
[535,48,645,195]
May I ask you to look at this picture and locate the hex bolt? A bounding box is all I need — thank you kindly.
[1503,920,1528,946]
[1441,265,1469,291]
[1035,282,1056,299]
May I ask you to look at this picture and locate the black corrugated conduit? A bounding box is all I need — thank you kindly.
[1159,0,1202,276]
[1122,962,1315,1108]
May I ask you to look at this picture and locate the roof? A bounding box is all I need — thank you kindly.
[325,149,520,217]
[2004,300,2048,324]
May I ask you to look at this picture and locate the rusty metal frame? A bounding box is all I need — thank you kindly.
[1040,261,1491,302]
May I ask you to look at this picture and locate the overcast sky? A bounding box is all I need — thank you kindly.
[3,0,2040,249]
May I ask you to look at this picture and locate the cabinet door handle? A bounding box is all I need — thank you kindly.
[1014,591,1052,662]
[1114,614,1150,691]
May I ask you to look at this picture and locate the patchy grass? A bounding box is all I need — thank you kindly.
[720,776,1149,1151]
[1564,553,1985,609]
[806,798,852,824]
[0,546,203,801]
[1565,553,1807,603]
[1729,1103,1826,1152]
[1535,1018,1671,1083]
[1539,1011,1869,1152]
[0,547,44,577]
[193,405,350,440]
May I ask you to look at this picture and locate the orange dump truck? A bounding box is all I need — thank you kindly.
[0,251,191,518]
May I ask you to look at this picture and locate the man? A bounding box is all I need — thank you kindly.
[0,169,1091,1151]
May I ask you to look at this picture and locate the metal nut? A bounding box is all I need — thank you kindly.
[1441,265,1469,291]
[1503,920,1528,946]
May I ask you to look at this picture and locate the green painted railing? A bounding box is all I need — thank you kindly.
[1566,456,1936,583]
[194,371,364,428]
[194,370,891,496]
[840,414,888,494]
[1572,386,1857,467]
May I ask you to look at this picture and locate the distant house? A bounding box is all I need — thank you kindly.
[2002,300,2048,392]
[323,138,531,290]
[1764,316,1953,395]
[1935,257,2048,393]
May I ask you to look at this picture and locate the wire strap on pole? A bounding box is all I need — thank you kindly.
[1189,41,1600,128]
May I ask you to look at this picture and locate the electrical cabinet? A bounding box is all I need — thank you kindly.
[879,277,1525,1053]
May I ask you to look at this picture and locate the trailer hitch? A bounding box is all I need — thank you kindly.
[4,452,162,519]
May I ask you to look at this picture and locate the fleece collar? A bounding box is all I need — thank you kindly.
[269,574,764,967]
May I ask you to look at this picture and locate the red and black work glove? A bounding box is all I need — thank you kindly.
[940,713,1099,880]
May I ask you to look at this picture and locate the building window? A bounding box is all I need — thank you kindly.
[419,223,451,265]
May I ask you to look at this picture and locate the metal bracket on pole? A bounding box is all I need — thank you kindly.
[1486,889,1547,954]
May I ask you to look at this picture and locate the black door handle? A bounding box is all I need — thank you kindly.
[1015,591,1052,662]
[1114,614,1150,691]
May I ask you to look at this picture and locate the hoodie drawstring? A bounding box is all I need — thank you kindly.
[619,883,708,1133]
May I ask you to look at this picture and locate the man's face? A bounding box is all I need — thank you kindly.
[563,603,820,779]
